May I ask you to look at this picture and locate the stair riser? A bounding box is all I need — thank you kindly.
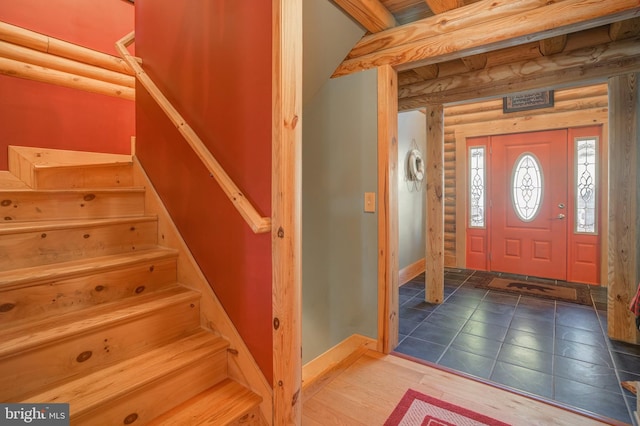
[73,351,228,425]
[0,190,145,222]
[32,165,134,189]
[0,257,177,327]
[0,220,158,270]
[0,297,201,401]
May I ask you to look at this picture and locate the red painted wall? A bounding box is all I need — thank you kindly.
[135,0,273,381]
[0,0,134,170]
[0,0,134,56]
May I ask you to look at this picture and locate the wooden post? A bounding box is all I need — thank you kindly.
[607,73,640,344]
[425,105,445,304]
[377,64,399,354]
[272,0,302,424]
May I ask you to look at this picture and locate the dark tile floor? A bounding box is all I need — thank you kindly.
[395,268,640,425]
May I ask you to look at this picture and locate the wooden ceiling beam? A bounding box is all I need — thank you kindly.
[347,0,553,59]
[412,63,439,79]
[333,0,397,33]
[539,34,568,56]
[333,0,640,77]
[609,17,640,40]
[460,53,487,71]
[425,0,464,14]
[397,35,640,109]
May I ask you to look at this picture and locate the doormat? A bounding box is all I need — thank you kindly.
[477,277,591,306]
[384,389,510,426]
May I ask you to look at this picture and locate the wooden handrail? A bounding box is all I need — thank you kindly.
[116,32,271,234]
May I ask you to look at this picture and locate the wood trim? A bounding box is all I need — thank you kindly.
[272,0,303,424]
[600,121,610,287]
[115,33,271,235]
[334,0,640,77]
[377,64,399,354]
[301,334,376,402]
[454,129,467,268]
[0,22,133,75]
[0,41,135,88]
[399,258,425,285]
[607,73,639,343]
[0,56,134,100]
[425,105,445,304]
[130,158,273,422]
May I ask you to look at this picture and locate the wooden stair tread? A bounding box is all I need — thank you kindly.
[0,286,199,355]
[0,187,146,194]
[0,215,157,235]
[0,171,29,189]
[0,247,177,289]
[21,330,228,416]
[148,378,262,425]
[9,146,132,168]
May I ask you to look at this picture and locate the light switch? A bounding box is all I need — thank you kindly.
[364,192,376,213]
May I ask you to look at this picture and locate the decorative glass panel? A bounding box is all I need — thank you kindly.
[511,153,543,222]
[469,147,485,228]
[575,137,598,234]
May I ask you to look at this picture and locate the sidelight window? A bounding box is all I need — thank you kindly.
[469,146,485,228]
[512,153,543,222]
[575,137,598,234]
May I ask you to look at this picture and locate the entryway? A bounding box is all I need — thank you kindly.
[466,126,602,284]
[395,268,640,424]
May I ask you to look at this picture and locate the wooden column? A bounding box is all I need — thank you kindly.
[377,64,399,354]
[272,0,302,423]
[607,73,640,344]
[425,105,445,303]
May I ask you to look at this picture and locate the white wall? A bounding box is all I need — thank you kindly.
[398,111,427,270]
[302,69,378,363]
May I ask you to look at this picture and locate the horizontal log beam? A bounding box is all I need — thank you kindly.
[334,0,640,77]
[347,0,555,59]
[445,94,607,126]
[399,36,640,108]
[0,56,134,100]
[0,21,133,75]
[445,83,608,116]
[0,41,135,88]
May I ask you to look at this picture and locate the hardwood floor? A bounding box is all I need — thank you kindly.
[302,349,618,425]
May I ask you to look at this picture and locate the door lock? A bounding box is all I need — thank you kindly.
[557,213,566,219]
[558,203,565,209]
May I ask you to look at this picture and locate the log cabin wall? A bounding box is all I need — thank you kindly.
[442,83,608,270]
[0,0,134,169]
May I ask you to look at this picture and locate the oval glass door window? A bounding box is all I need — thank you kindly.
[511,153,543,222]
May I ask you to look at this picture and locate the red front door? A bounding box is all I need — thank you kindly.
[490,130,568,280]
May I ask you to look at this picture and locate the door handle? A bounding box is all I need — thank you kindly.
[557,213,565,219]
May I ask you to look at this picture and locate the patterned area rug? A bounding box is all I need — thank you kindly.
[384,389,510,426]
[476,277,592,306]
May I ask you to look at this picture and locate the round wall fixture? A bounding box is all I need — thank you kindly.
[408,149,424,182]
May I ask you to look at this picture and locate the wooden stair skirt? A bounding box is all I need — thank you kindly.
[0,146,264,425]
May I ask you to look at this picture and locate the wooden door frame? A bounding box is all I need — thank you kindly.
[454,110,610,285]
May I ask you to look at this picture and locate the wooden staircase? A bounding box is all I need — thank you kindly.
[0,146,264,425]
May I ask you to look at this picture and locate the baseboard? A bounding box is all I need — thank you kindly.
[302,334,376,402]
[132,158,273,423]
[399,258,425,285]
